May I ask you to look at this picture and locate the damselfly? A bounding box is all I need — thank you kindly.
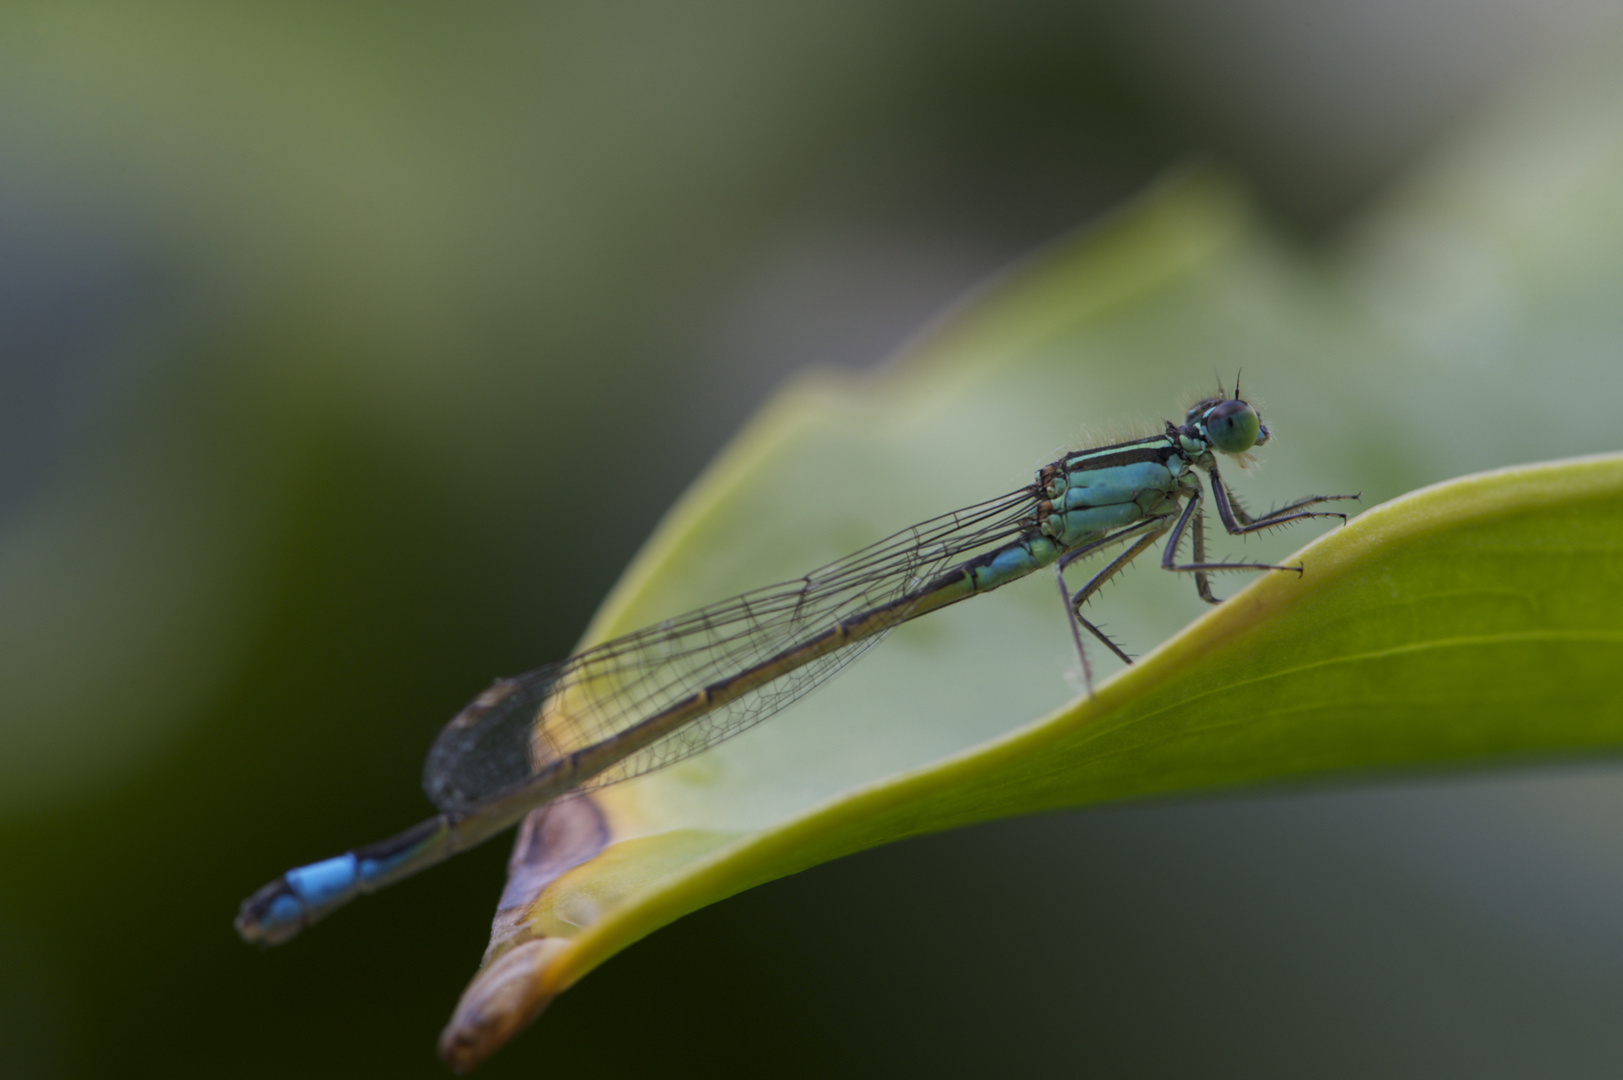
[236,389,1355,944]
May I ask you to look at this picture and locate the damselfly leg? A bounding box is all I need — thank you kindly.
[1054,473,1360,686]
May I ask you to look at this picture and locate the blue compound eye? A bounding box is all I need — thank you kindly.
[1204,399,1262,454]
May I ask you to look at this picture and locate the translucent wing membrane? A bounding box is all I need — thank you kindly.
[423,487,1038,814]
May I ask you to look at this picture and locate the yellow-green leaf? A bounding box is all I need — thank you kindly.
[437,165,1623,1068]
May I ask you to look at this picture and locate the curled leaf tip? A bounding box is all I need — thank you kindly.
[440,937,570,1073]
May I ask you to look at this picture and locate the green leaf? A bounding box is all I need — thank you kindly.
[436,165,1623,1068]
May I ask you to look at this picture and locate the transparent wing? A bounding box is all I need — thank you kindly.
[423,487,1039,814]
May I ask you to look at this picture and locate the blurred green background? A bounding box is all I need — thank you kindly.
[4,2,1623,1077]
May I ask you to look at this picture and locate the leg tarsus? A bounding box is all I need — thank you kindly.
[1078,614,1134,664]
[1054,565,1096,693]
[1191,505,1219,604]
[1206,461,1359,536]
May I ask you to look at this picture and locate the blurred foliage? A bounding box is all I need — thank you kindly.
[2,3,1623,1079]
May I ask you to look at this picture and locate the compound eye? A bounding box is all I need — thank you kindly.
[1204,399,1261,454]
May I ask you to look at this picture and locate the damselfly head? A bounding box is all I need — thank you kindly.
[1192,398,1266,454]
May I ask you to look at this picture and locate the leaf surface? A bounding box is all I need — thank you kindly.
[439,158,1623,1068]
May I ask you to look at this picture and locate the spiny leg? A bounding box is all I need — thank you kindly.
[1190,501,1218,604]
[1207,461,1360,536]
[1162,484,1303,583]
[1055,520,1170,678]
[1054,570,1095,692]
[1071,530,1166,662]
